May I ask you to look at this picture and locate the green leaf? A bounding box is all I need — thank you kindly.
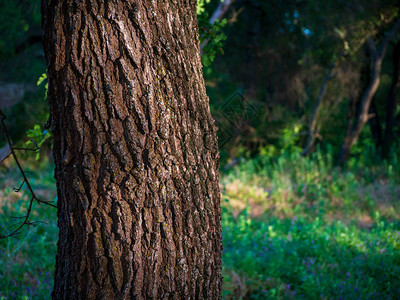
[37,73,47,86]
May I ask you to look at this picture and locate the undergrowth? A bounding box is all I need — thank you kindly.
[0,158,57,299]
[221,147,400,299]
[0,147,399,299]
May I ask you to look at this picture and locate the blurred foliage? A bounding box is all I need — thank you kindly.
[1,0,399,164]
[0,0,47,149]
[205,0,400,162]
[0,0,41,59]
[198,0,228,66]
[25,125,51,161]
[199,18,227,66]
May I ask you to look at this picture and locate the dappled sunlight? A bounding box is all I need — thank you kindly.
[221,152,400,227]
[219,150,400,298]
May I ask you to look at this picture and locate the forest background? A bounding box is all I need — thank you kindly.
[1,0,400,298]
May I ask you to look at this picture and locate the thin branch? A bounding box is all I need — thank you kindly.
[0,196,35,238]
[13,144,39,152]
[13,179,26,192]
[0,109,56,239]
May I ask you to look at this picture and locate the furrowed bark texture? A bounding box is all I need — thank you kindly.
[42,1,222,299]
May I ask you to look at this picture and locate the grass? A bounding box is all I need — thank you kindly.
[222,212,400,299]
[0,158,57,299]
[221,148,400,299]
[0,148,399,299]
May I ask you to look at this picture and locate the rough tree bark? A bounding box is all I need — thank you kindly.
[338,19,400,165]
[42,0,222,299]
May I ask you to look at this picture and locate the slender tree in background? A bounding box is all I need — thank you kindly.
[338,19,400,165]
[42,0,222,298]
[368,38,400,157]
[301,54,343,156]
[383,39,400,157]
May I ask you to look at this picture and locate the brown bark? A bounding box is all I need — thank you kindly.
[338,19,400,165]
[42,1,222,299]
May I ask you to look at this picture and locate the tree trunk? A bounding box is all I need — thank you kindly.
[42,1,222,299]
[338,19,400,165]
[383,40,400,158]
[368,99,383,149]
[301,55,340,156]
[338,39,382,165]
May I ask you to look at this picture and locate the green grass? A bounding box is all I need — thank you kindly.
[0,149,399,299]
[221,148,400,299]
[0,159,57,299]
[222,212,400,299]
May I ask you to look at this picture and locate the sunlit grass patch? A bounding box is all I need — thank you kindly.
[221,149,400,298]
[222,211,400,299]
[221,150,400,225]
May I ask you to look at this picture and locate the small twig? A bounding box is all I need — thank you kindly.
[28,220,48,226]
[12,139,40,152]
[13,179,26,192]
[11,215,29,219]
[1,196,35,238]
[13,147,39,152]
[0,110,56,239]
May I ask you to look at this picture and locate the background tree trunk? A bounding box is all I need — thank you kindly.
[383,40,400,158]
[338,20,400,165]
[301,56,340,156]
[368,99,383,149]
[42,1,222,299]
